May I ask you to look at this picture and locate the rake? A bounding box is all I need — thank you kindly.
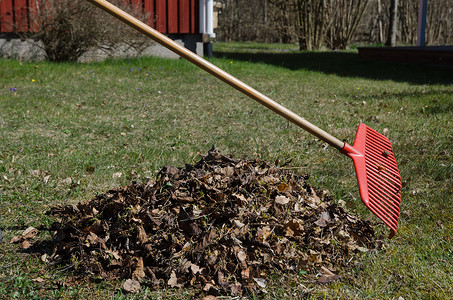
[86,0,402,237]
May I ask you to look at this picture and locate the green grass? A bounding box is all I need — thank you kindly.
[1,42,452,299]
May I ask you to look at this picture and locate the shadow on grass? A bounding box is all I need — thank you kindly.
[214,51,453,86]
[359,89,453,114]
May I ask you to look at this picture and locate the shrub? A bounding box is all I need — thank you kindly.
[26,0,151,62]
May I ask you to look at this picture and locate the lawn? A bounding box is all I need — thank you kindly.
[0,42,452,299]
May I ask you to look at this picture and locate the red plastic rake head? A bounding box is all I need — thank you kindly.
[341,124,402,237]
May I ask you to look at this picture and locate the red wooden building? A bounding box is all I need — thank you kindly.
[0,0,215,56]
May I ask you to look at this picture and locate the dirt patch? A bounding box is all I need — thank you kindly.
[42,147,379,296]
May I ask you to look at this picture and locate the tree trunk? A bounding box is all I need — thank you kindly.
[377,0,383,43]
[386,0,398,46]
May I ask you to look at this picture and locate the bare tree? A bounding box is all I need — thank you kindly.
[325,0,369,49]
[295,0,329,50]
[215,0,452,47]
[376,0,384,43]
[357,0,452,46]
[426,0,453,45]
[215,0,278,42]
[385,0,398,46]
[268,0,329,50]
[268,0,297,43]
[268,0,369,50]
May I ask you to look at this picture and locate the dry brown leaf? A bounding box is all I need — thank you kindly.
[261,175,279,184]
[222,166,234,177]
[190,263,203,275]
[338,230,350,240]
[256,226,272,242]
[253,278,266,288]
[284,219,304,236]
[137,225,148,244]
[236,250,247,268]
[277,183,289,192]
[233,219,245,229]
[9,236,22,244]
[356,246,368,252]
[217,270,225,284]
[318,266,340,283]
[123,279,140,293]
[306,192,321,208]
[132,257,146,282]
[309,250,323,263]
[320,266,335,276]
[314,217,328,227]
[207,250,218,266]
[86,232,107,249]
[203,283,214,292]
[86,232,99,245]
[105,249,121,260]
[232,193,248,204]
[168,270,182,288]
[20,240,32,249]
[230,283,242,296]
[275,195,290,205]
[318,273,340,283]
[84,220,102,234]
[320,211,331,221]
[241,267,250,280]
[22,226,39,239]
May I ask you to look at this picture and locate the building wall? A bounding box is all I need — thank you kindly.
[0,0,200,34]
[0,0,214,59]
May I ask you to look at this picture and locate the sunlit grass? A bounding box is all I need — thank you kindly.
[0,42,452,298]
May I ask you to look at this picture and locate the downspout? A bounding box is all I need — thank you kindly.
[206,0,215,39]
[199,0,215,38]
[199,0,206,35]
[199,0,215,57]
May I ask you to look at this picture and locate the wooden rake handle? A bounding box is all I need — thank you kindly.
[87,0,345,150]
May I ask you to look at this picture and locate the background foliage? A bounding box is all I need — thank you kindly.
[215,0,453,49]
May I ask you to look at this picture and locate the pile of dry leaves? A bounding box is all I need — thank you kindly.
[43,148,378,296]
